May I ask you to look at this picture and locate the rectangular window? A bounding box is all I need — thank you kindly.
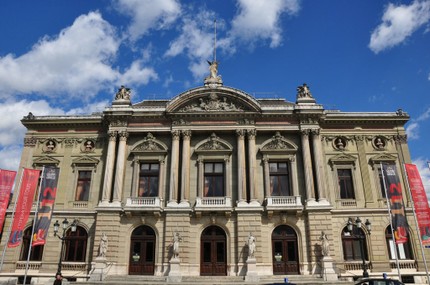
[75,171,91,201]
[138,163,159,197]
[378,167,386,198]
[204,162,224,197]
[338,169,355,199]
[269,162,291,196]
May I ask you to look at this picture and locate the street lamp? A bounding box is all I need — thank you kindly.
[53,218,77,277]
[347,217,372,278]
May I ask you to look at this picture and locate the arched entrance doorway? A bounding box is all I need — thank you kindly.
[272,225,299,275]
[200,226,227,276]
[129,226,156,275]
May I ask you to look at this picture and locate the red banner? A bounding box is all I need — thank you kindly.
[8,168,40,248]
[0,169,17,234]
[405,164,430,245]
[32,167,60,246]
[382,164,409,244]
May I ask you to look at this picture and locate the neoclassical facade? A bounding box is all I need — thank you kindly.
[1,68,428,284]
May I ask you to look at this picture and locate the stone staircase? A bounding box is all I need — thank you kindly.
[72,275,354,285]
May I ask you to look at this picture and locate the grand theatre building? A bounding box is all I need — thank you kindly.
[1,65,428,284]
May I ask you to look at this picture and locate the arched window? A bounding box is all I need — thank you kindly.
[20,227,44,261]
[385,226,413,260]
[342,227,368,261]
[63,226,87,262]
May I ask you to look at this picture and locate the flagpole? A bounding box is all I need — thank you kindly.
[403,163,430,283]
[380,163,402,281]
[0,168,25,272]
[23,166,45,285]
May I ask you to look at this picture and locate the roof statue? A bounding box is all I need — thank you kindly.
[204,20,223,87]
[295,83,316,104]
[115,85,131,101]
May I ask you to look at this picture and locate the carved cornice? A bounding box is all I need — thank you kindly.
[178,93,243,112]
[260,132,297,153]
[131,133,167,153]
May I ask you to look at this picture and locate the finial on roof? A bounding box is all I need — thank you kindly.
[204,19,223,87]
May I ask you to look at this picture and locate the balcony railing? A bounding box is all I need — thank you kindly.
[195,197,232,210]
[265,196,303,211]
[390,260,417,270]
[125,197,162,209]
[16,261,41,271]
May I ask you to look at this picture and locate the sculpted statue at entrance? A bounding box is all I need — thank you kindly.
[97,233,108,258]
[172,232,182,259]
[319,231,330,257]
[247,233,256,259]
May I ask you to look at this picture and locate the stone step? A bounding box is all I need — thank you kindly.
[73,275,354,285]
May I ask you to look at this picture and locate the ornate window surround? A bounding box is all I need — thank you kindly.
[128,134,168,208]
[70,156,99,207]
[194,133,233,209]
[329,153,358,204]
[369,153,397,201]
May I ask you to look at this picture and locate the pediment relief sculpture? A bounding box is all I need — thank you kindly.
[196,133,232,152]
[178,93,243,112]
[261,132,297,152]
[131,133,167,153]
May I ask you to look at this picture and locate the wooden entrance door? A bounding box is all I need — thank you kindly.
[200,226,227,276]
[129,226,156,275]
[272,225,299,275]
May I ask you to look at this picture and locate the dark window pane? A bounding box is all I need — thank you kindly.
[146,242,154,262]
[269,162,291,196]
[203,242,211,262]
[204,162,224,197]
[216,242,225,262]
[75,170,91,201]
[139,163,159,197]
[338,169,355,199]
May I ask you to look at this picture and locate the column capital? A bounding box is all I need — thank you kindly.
[236,129,246,138]
[247,129,257,139]
[394,135,407,144]
[310,128,320,136]
[182,129,192,139]
[172,130,181,140]
[118,131,129,141]
[108,130,117,141]
[300,129,310,136]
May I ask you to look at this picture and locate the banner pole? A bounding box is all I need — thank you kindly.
[0,168,24,272]
[23,167,45,285]
[380,163,402,281]
[403,164,430,284]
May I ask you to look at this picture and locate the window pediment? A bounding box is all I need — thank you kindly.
[33,156,60,167]
[329,153,356,169]
[130,133,168,155]
[71,156,99,171]
[260,132,298,154]
[195,133,232,155]
[369,153,397,169]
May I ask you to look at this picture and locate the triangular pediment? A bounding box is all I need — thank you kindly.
[369,153,397,168]
[33,156,60,166]
[260,132,298,153]
[166,86,261,113]
[71,156,100,166]
[329,153,357,169]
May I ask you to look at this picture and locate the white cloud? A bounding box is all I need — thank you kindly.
[369,0,430,53]
[230,0,300,48]
[406,107,430,140]
[0,11,158,100]
[164,10,218,79]
[412,158,430,206]
[406,122,420,140]
[0,99,109,171]
[114,0,181,41]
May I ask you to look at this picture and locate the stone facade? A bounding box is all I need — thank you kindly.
[0,75,428,284]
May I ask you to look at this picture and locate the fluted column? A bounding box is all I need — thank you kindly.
[100,131,117,204]
[112,131,128,204]
[290,157,299,197]
[168,130,180,205]
[311,129,328,204]
[301,129,316,203]
[247,129,259,204]
[262,157,270,197]
[180,130,191,204]
[236,129,247,204]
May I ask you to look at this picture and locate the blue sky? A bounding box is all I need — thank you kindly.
[0,0,429,195]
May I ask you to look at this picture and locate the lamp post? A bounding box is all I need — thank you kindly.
[347,217,372,278]
[53,218,77,277]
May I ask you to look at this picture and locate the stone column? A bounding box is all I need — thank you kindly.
[100,131,117,205]
[247,129,259,205]
[159,158,166,201]
[112,131,128,205]
[301,129,316,204]
[197,158,204,197]
[356,135,374,204]
[290,157,300,197]
[262,157,270,197]
[168,130,180,206]
[311,129,329,204]
[180,130,191,206]
[236,129,247,205]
